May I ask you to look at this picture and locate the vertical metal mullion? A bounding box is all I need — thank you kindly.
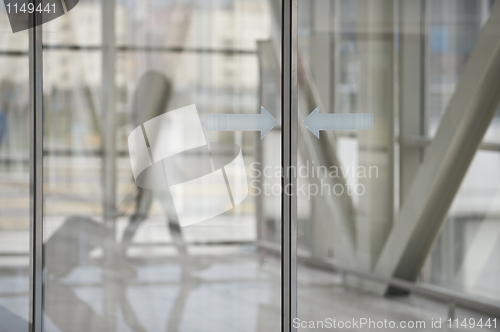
[420,0,427,147]
[29,2,44,331]
[102,0,116,224]
[102,0,117,330]
[281,0,297,331]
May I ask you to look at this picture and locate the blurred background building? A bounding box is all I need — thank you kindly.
[0,0,499,331]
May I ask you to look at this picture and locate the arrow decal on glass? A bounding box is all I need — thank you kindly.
[303,107,373,138]
[205,106,278,139]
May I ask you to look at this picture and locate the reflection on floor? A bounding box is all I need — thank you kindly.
[1,258,500,331]
[0,248,282,332]
[297,265,500,332]
[1,218,499,331]
[44,256,280,332]
[39,212,280,332]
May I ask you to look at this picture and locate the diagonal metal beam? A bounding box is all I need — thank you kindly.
[298,108,358,267]
[297,51,358,268]
[373,0,500,294]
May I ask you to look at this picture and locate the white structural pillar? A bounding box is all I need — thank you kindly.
[102,0,116,223]
[399,0,424,205]
[102,0,117,330]
[298,0,358,267]
[355,0,395,279]
[374,0,500,294]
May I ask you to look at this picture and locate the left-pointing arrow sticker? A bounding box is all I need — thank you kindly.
[205,106,278,139]
[303,107,373,138]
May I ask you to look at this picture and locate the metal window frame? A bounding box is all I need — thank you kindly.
[27,0,500,330]
[281,0,298,331]
[27,1,301,332]
[28,2,44,332]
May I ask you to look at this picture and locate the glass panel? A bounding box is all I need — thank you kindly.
[0,3,30,331]
[426,0,491,137]
[297,0,500,329]
[423,0,500,300]
[424,150,500,301]
[42,0,282,331]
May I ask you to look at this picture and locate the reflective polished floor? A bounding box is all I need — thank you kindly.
[1,154,500,332]
[1,245,499,331]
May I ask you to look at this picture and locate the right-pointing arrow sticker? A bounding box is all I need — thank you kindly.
[205,106,278,139]
[303,107,373,138]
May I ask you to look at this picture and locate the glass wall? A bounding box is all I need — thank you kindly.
[1,0,500,331]
[296,0,500,328]
[0,3,30,331]
[423,0,500,301]
[41,0,282,331]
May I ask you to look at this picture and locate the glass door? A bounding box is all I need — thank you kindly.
[38,0,283,331]
[3,1,500,331]
[0,5,30,331]
[295,0,500,330]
